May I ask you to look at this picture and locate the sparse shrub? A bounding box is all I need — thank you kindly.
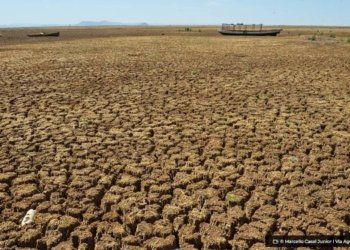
[316,30,324,36]
[329,33,336,38]
[190,70,199,77]
[226,193,237,203]
[79,117,91,129]
[245,63,253,72]
[308,34,317,41]
[184,27,192,32]
[347,38,350,43]
[198,29,202,32]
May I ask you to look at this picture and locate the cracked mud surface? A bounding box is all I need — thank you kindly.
[0,28,350,249]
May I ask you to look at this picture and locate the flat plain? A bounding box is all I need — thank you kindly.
[0,26,350,250]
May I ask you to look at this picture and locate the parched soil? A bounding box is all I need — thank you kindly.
[0,27,350,250]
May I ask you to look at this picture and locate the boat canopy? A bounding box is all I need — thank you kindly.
[221,23,263,31]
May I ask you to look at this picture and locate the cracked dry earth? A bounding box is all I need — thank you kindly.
[0,33,350,250]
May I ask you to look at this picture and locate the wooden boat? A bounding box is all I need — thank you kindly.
[27,32,60,37]
[218,24,282,36]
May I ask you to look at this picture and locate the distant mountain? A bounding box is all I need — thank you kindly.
[76,20,149,26]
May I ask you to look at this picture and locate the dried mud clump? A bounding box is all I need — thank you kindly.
[0,27,350,249]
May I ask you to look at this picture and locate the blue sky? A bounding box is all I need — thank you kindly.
[1,0,349,26]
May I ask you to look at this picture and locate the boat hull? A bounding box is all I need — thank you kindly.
[218,29,282,36]
[28,32,60,37]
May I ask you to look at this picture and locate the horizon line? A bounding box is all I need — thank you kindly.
[1,23,350,29]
